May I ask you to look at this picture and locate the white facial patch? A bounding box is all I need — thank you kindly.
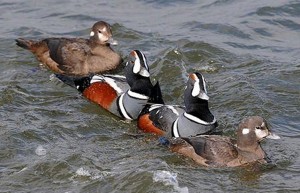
[139,68,150,77]
[90,31,95,37]
[242,128,250,135]
[255,128,267,138]
[98,32,106,42]
[133,57,141,74]
[192,78,200,97]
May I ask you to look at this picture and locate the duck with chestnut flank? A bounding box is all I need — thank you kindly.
[15,21,122,76]
[138,72,217,137]
[169,116,280,167]
[56,50,161,120]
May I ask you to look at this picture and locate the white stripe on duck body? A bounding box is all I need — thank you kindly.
[138,72,218,137]
[56,50,159,120]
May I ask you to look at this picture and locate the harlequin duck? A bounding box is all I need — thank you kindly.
[56,50,161,120]
[138,72,217,137]
[15,21,122,76]
[169,116,280,167]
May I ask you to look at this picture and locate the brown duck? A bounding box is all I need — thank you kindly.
[15,21,122,76]
[169,116,280,167]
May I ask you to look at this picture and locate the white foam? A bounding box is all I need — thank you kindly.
[153,170,189,193]
[72,167,105,181]
[76,167,91,177]
[35,145,46,156]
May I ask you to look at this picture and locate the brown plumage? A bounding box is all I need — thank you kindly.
[15,21,122,76]
[170,116,280,167]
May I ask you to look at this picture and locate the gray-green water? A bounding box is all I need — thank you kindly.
[1,0,300,192]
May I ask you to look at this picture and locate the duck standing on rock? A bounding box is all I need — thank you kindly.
[56,50,161,120]
[15,21,122,76]
[138,72,217,137]
[170,116,280,167]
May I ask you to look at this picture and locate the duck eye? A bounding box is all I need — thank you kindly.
[130,60,134,64]
[98,30,102,34]
[255,126,261,130]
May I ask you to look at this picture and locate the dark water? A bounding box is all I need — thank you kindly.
[1,0,300,192]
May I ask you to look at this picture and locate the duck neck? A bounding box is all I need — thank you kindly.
[185,99,215,123]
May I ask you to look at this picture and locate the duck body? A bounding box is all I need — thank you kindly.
[138,72,217,137]
[170,116,280,167]
[16,21,122,76]
[56,50,160,120]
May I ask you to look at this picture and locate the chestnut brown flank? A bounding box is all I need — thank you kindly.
[83,82,118,110]
[138,114,165,136]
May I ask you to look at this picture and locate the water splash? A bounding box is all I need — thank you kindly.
[35,145,47,156]
[70,167,108,181]
[153,170,189,193]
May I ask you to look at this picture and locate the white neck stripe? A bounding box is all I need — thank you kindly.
[127,90,149,100]
[183,112,216,125]
[172,118,180,138]
[118,93,133,120]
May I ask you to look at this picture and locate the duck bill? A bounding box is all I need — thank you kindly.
[107,37,118,45]
[266,132,280,139]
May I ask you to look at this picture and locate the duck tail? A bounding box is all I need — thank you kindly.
[149,81,164,104]
[55,74,92,93]
[139,81,165,117]
[55,74,78,88]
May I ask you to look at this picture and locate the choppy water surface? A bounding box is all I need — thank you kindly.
[0,0,300,192]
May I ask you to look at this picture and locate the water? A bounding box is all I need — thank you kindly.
[0,0,300,192]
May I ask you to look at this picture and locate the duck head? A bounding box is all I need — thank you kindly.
[237,116,280,149]
[185,72,209,102]
[125,50,150,85]
[89,21,118,45]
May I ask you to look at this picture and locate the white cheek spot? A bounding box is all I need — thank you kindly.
[90,31,95,36]
[242,128,250,135]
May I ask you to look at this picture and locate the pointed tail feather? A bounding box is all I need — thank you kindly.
[149,81,164,104]
[55,74,93,93]
[139,81,165,117]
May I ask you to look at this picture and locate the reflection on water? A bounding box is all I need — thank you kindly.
[0,0,300,192]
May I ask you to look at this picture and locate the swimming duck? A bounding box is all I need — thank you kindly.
[56,50,161,120]
[169,116,280,167]
[138,72,217,137]
[15,21,122,76]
